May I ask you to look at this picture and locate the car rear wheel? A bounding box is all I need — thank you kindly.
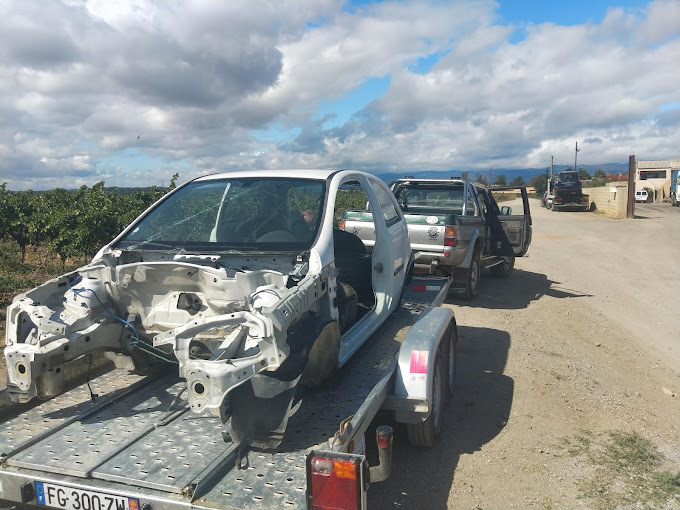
[462,247,481,300]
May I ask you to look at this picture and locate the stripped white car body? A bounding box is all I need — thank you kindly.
[4,170,411,447]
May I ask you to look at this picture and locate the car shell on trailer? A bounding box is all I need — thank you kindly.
[0,277,454,510]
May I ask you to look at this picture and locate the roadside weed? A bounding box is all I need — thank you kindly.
[563,430,680,509]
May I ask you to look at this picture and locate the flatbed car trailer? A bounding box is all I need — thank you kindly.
[0,276,455,510]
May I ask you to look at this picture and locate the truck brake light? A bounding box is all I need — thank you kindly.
[444,226,456,247]
[309,456,361,510]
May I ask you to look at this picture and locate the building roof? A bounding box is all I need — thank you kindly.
[637,159,680,170]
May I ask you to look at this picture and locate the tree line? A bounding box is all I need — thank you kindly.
[0,174,178,266]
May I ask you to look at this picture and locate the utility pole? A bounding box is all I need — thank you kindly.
[574,141,581,174]
[489,168,492,186]
[550,155,554,181]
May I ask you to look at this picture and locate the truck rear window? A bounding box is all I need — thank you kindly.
[395,185,464,211]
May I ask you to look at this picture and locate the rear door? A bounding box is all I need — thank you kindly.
[488,186,532,257]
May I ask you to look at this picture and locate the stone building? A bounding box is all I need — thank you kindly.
[635,159,680,202]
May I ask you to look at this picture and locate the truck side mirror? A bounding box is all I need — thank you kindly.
[501,206,512,215]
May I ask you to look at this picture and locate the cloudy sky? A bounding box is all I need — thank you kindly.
[1,0,678,190]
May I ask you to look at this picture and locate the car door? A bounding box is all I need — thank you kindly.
[333,173,407,366]
[488,186,532,257]
[367,175,409,303]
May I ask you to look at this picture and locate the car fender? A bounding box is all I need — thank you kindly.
[460,228,483,269]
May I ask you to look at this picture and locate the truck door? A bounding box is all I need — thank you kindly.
[488,186,532,257]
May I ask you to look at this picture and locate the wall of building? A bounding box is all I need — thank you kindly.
[585,182,628,218]
[636,159,680,202]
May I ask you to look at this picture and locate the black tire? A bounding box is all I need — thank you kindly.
[440,320,458,401]
[407,355,445,448]
[462,247,481,301]
[491,255,515,279]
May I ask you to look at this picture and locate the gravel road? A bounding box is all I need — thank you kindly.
[368,199,680,510]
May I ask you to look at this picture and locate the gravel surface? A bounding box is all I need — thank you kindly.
[368,199,680,510]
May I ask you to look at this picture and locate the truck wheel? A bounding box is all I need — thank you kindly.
[407,355,444,448]
[491,255,515,279]
[462,248,481,301]
[441,320,458,401]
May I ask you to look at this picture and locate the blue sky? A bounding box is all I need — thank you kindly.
[0,0,678,190]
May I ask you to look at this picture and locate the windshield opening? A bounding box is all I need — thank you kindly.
[116,177,326,252]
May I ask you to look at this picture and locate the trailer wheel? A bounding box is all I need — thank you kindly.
[491,255,515,279]
[441,320,458,401]
[461,248,481,301]
[407,355,444,447]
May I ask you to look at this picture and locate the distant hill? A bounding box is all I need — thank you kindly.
[377,163,629,184]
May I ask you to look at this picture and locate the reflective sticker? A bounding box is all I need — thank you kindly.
[426,216,438,224]
[410,350,429,374]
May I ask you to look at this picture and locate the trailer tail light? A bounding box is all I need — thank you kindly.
[308,454,362,510]
[444,226,457,247]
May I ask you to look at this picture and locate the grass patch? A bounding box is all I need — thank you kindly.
[562,430,680,509]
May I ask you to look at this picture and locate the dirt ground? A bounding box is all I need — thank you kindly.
[368,200,680,510]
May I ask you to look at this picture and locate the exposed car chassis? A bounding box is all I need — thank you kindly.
[5,255,328,420]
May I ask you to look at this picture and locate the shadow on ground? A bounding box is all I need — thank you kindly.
[447,268,592,310]
[367,325,512,510]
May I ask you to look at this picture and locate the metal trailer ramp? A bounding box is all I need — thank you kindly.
[0,277,450,509]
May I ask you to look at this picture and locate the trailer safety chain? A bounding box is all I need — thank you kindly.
[331,414,355,449]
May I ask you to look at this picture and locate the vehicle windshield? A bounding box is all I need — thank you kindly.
[116,177,326,252]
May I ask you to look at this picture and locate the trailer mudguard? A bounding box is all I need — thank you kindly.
[390,306,454,424]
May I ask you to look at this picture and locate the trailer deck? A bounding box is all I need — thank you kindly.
[0,277,449,510]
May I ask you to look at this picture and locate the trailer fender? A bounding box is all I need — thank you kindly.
[390,306,454,424]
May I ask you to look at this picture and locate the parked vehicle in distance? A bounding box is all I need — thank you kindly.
[541,191,553,209]
[4,169,413,448]
[635,189,649,203]
[552,171,590,211]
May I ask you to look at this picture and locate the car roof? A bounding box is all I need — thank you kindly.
[192,169,346,181]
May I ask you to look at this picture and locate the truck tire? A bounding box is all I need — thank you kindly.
[407,355,444,448]
[441,320,458,401]
[491,255,515,279]
[462,247,481,301]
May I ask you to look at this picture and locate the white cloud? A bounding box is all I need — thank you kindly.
[0,0,678,190]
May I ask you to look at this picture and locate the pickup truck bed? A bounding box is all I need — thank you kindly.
[0,277,450,510]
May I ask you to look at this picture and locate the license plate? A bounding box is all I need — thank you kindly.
[35,481,140,510]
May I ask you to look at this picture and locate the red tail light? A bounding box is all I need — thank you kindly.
[309,456,361,510]
[444,225,456,247]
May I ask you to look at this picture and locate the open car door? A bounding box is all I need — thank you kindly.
[489,186,532,257]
